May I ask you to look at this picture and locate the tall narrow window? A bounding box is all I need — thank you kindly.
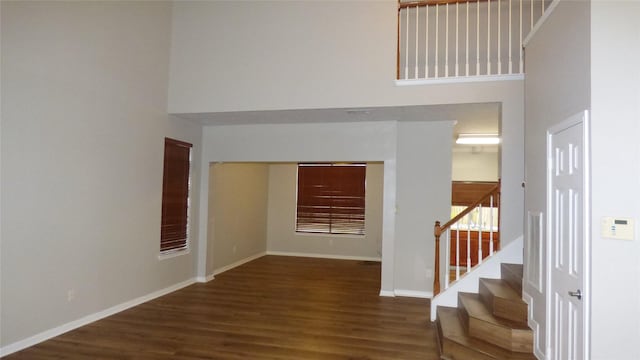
[161,138,192,252]
[296,163,366,235]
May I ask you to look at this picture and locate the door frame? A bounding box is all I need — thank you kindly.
[545,110,591,359]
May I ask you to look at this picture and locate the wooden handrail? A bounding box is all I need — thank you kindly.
[399,0,487,10]
[435,182,500,236]
[433,181,500,296]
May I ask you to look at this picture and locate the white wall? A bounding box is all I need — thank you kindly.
[209,163,269,274]
[197,121,453,295]
[452,150,499,181]
[169,0,525,257]
[396,121,453,294]
[0,1,202,350]
[525,1,640,359]
[168,0,395,113]
[523,1,591,356]
[590,2,640,359]
[266,162,383,260]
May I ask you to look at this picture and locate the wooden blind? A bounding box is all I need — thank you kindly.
[451,181,498,207]
[296,164,366,235]
[161,138,192,252]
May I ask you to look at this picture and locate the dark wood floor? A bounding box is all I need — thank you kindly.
[5,256,440,359]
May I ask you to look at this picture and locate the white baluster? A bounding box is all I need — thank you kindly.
[498,0,502,74]
[455,2,459,77]
[531,0,534,30]
[508,0,513,73]
[435,4,439,78]
[466,1,470,76]
[519,0,523,72]
[405,6,409,79]
[476,0,480,76]
[445,3,449,77]
[415,5,419,79]
[487,0,491,75]
[456,225,460,280]
[489,195,494,255]
[445,228,450,288]
[478,205,483,265]
[425,5,429,78]
[466,213,471,273]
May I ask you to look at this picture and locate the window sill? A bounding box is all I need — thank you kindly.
[158,247,190,260]
[295,231,365,239]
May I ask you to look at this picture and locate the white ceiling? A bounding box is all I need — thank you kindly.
[172,102,501,151]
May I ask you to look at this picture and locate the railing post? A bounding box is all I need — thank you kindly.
[397,2,401,79]
[434,220,441,296]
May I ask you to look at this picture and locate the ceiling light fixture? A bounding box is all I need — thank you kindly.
[456,134,500,145]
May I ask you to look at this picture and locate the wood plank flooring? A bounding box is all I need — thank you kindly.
[5,256,440,360]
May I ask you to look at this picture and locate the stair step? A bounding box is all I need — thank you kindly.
[458,292,533,353]
[436,306,537,360]
[501,263,524,295]
[479,278,528,325]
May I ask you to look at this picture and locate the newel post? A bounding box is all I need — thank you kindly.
[434,220,441,296]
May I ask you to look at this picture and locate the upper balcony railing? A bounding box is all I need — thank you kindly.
[397,0,552,82]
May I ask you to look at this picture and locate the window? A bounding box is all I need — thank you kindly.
[160,138,192,252]
[296,163,366,235]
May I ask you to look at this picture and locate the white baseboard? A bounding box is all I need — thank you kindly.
[523,292,545,360]
[196,274,215,283]
[212,252,267,276]
[394,289,433,299]
[379,290,395,297]
[266,251,381,262]
[0,278,196,357]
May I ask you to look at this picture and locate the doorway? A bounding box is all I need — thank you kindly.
[546,110,590,359]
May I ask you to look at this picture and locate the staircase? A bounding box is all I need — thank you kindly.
[435,263,536,360]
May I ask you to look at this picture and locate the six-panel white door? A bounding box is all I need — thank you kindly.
[547,111,589,360]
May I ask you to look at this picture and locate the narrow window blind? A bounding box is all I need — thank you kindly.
[161,138,192,252]
[296,163,366,235]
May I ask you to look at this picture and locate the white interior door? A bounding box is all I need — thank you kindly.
[547,111,589,360]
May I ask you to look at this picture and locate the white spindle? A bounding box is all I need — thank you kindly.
[487,0,491,75]
[405,7,409,79]
[455,2,459,77]
[445,3,449,77]
[466,213,471,273]
[542,0,545,15]
[489,195,495,255]
[456,226,461,280]
[466,1,470,76]
[415,6,419,79]
[531,0,534,30]
[498,0,502,74]
[476,0,480,76]
[445,229,450,288]
[425,5,429,78]
[478,205,483,265]
[519,0,523,72]
[435,4,439,78]
[508,0,513,73]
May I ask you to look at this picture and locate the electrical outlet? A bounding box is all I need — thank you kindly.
[67,289,76,302]
[232,245,237,254]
